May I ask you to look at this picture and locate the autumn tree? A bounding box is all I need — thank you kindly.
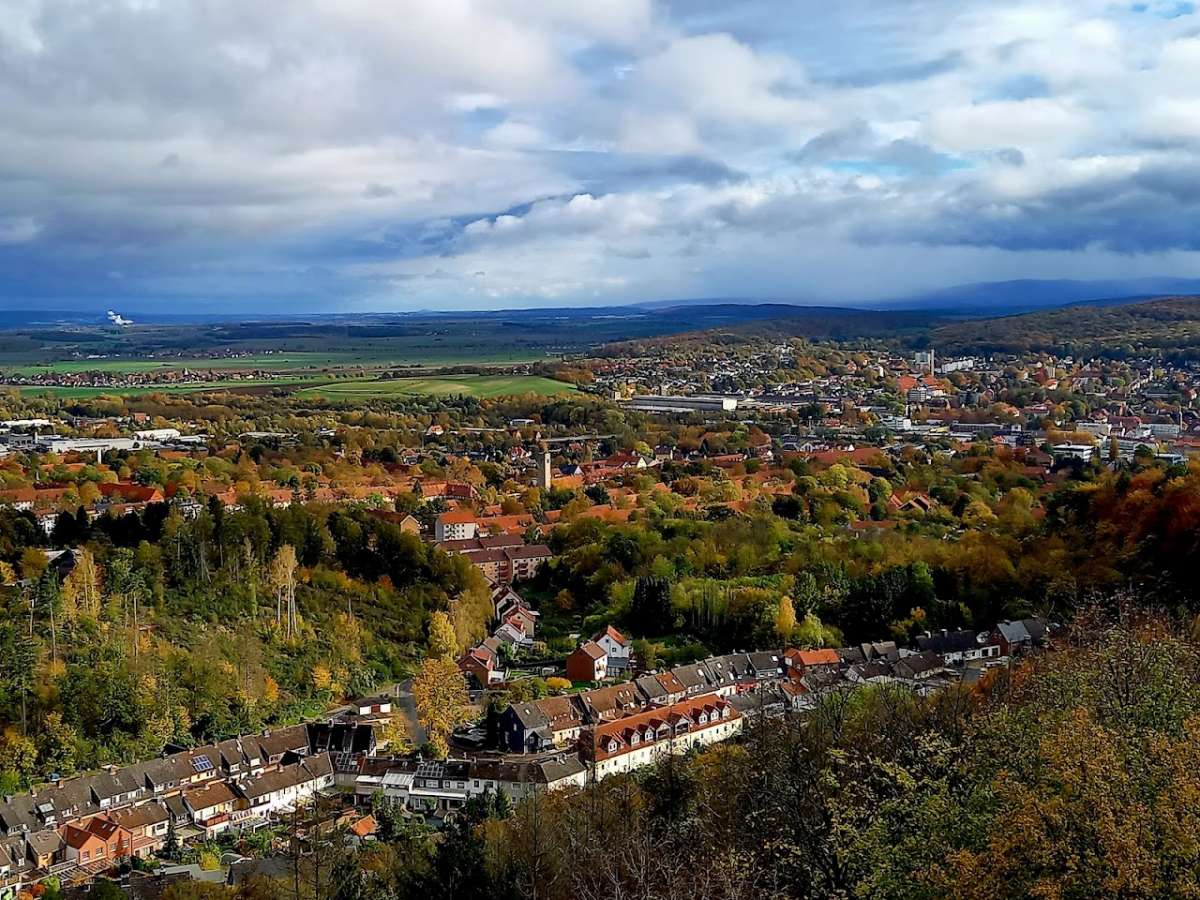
[412,656,470,759]
[775,595,797,644]
[427,611,459,660]
[62,546,103,621]
[269,544,299,640]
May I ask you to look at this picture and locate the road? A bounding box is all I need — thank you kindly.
[391,679,427,747]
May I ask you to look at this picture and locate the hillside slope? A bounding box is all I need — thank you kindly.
[931,295,1200,358]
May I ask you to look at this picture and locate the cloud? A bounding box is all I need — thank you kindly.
[4,0,1200,311]
[0,216,39,244]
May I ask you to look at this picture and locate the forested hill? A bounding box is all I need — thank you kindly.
[605,307,947,355]
[931,295,1200,359]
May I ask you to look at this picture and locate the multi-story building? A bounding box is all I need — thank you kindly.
[581,697,742,780]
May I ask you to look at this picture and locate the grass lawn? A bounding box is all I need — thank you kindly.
[297,374,577,400]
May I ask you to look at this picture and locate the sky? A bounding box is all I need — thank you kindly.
[5,0,1200,313]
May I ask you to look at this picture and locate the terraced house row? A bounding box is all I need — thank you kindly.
[0,721,357,894]
[499,651,784,754]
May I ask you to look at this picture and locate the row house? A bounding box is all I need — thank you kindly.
[0,833,33,897]
[356,756,587,814]
[375,760,472,819]
[0,718,333,880]
[582,697,742,780]
[502,651,790,754]
[501,696,586,754]
[137,745,225,797]
[232,754,335,826]
[913,629,1003,665]
[255,724,311,768]
[307,722,377,768]
[108,802,170,859]
[61,817,133,871]
[633,671,687,706]
[182,781,239,838]
[577,683,643,722]
[783,648,840,681]
[465,756,588,804]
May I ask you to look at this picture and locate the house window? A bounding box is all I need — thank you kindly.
[82,851,89,861]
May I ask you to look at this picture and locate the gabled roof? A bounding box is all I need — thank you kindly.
[110,801,169,830]
[996,620,1032,643]
[573,640,607,662]
[586,697,738,763]
[530,696,584,730]
[237,755,331,802]
[670,663,712,690]
[654,671,687,695]
[350,815,377,838]
[634,674,668,702]
[592,624,628,646]
[915,630,986,655]
[183,780,237,812]
[256,723,310,759]
[579,683,642,720]
[786,648,841,668]
[894,652,943,678]
[700,656,740,688]
[747,651,782,674]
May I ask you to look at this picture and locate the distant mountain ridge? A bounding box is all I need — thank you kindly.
[5,276,1200,328]
[637,278,1200,316]
[885,278,1200,313]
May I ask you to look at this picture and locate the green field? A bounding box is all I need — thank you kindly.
[3,348,544,376]
[7,354,339,375]
[298,375,577,399]
[5,378,324,399]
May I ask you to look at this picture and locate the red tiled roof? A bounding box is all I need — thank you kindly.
[586,696,739,763]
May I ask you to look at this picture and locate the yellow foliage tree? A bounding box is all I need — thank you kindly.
[775,595,797,643]
[311,664,333,693]
[377,714,412,754]
[269,544,299,639]
[412,656,470,758]
[427,610,459,660]
[261,675,280,705]
[62,548,103,621]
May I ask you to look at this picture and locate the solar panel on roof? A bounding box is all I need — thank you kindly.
[191,755,214,773]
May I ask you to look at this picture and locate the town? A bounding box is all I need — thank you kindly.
[0,326,1179,895]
